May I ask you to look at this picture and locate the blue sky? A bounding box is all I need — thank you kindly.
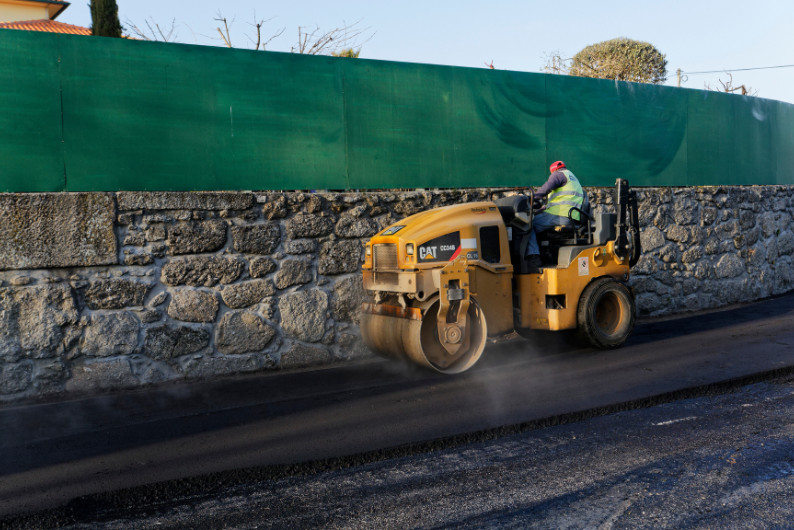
[59,0,794,104]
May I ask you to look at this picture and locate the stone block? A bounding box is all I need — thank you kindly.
[161,256,245,287]
[123,253,155,266]
[334,216,378,238]
[0,193,117,270]
[167,289,219,323]
[84,279,153,310]
[231,223,281,254]
[739,209,756,230]
[279,290,328,343]
[778,232,794,256]
[745,226,761,247]
[144,324,210,360]
[220,280,276,309]
[117,191,254,211]
[681,247,703,264]
[215,311,276,354]
[182,353,272,379]
[0,362,32,395]
[774,258,794,292]
[631,254,657,275]
[332,276,366,323]
[284,239,316,254]
[167,220,227,255]
[701,207,718,226]
[715,254,745,279]
[285,213,334,239]
[280,342,332,370]
[148,291,168,307]
[81,312,139,357]
[130,357,177,385]
[65,358,138,393]
[658,244,678,264]
[274,259,313,289]
[261,195,288,219]
[304,194,326,213]
[318,240,362,275]
[0,284,78,360]
[665,225,689,244]
[249,257,277,278]
[123,230,146,246]
[336,332,371,361]
[32,358,69,389]
[135,308,162,323]
[672,199,699,225]
[640,226,664,252]
[392,196,425,216]
[145,224,167,242]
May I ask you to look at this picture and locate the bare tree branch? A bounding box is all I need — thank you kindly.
[542,51,571,75]
[214,12,234,48]
[246,15,284,51]
[290,19,373,55]
[125,17,177,42]
[705,72,758,96]
[129,12,373,57]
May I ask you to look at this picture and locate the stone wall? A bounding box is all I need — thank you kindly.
[1,186,793,403]
[625,187,794,313]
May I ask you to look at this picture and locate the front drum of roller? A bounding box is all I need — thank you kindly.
[360,297,488,374]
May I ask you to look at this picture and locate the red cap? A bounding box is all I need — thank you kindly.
[549,161,566,173]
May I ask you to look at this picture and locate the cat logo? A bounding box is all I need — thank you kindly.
[419,246,437,260]
[418,232,461,262]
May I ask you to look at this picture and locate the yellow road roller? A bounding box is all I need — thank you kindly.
[360,179,641,373]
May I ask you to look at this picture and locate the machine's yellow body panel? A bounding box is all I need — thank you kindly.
[518,242,629,331]
[362,201,514,335]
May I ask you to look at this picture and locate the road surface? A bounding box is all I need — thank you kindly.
[2,293,793,525]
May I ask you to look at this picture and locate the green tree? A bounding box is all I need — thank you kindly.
[90,0,122,38]
[567,38,667,84]
[332,48,361,58]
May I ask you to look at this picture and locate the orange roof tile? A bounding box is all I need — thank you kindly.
[0,19,90,35]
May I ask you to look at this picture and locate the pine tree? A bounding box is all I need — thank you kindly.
[90,0,122,38]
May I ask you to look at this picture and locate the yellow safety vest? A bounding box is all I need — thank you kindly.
[545,170,585,221]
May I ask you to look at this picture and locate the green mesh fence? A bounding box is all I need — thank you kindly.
[1,29,792,192]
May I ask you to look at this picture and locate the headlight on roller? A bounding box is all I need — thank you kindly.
[405,243,414,256]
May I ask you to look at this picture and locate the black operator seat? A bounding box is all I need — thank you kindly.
[539,193,593,245]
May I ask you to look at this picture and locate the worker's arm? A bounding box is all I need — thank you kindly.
[535,171,568,198]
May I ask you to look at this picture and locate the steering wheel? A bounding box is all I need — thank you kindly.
[531,194,547,213]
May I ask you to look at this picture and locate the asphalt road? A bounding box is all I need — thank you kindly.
[52,376,794,529]
[2,293,794,525]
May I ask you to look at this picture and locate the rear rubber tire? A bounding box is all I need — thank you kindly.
[577,278,635,349]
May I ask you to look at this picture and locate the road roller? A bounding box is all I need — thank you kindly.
[359,178,642,373]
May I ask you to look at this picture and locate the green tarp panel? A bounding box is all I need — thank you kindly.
[57,37,348,191]
[0,29,792,192]
[342,61,547,188]
[687,90,778,186]
[775,102,794,185]
[545,75,689,187]
[0,30,65,191]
